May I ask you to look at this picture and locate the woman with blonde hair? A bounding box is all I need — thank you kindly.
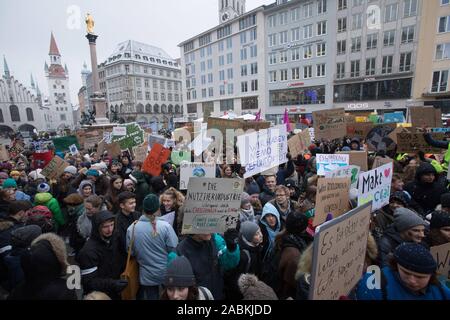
[159,187,185,236]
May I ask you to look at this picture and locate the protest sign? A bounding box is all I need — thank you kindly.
[237,124,288,178]
[313,108,346,141]
[384,112,405,124]
[288,134,302,159]
[31,150,54,169]
[431,128,450,133]
[242,121,271,132]
[396,132,445,153]
[324,165,360,189]
[301,129,312,148]
[111,123,145,150]
[97,141,122,158]
[358,162,393,212]
[337,151,368,172]
[69,144,79,155]
[372,156,394,170]
[179,162,216,190]
[430,243,450,279]
[113,126,126,136]
[309,202,372,300]
[366,124,397,152]
[181,178,243,234]
[132,144,148,163]
[387,126,410,144]
[148,134,167,149]
[0,145,9,161]
[8,141,25,159]
[171,150,192,165]
[52,136,79,152]
[41,156,69,180]
[316,154,350,176]
[308,128,315,141]
[142,143,171,177]
[410,107,442,128]
[346,122,375,139]
[313,177,351,227]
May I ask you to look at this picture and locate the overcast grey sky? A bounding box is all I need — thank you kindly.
[0,0,271,106]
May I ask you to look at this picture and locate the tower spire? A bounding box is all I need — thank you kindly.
[49,32,61,56]
[30,73,35,89]
[3,55,10,78]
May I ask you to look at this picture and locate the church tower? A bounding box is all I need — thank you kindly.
[219,0,246,24]
[45,32,74,130]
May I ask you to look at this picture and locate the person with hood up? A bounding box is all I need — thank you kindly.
[239,193,259,225]
[276,211,313,299]
[426,210,450,247]
[72,168,109,196]
[33,183,65,231]
[259,202,283,264]
[355,243,450,300]
[350,137,362,151]
[8,233,77,300]
[123,179,135,193]
[77,210,127,300]
[160,256,214,300]
[128,170,151,212]
[378,208,426,267]
[78,180,95,198]
[404,162,449,216]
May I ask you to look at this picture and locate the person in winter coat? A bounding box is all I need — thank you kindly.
[259,202,283,263]
[115,191,140,270]
[128,170,151,212]
[123,179,135,193]
[174,229,241,300]
[104,175,124,214]
[159,187,185,236]
[126,194,178,300]
[276,211,313,299]
[3,225,42,291]
[238,273,278,300]
[378,208,426,267]
[239,193,260,225]
[295,243,313,300]
[426,211,450,247]
[8,233,77,300]
[77,210,127,300]
[404,162,449,216]
[51,166,78,206]
[160,256,215,300]
[224,221,263,300]
[78,180,95,199]
[62,193,85,244]
[259,175,277,207]
[119,155,133,179]
[34,183,65,231]
[269,185,300,223]
[2,179,31,202]
[355,243,450,300]
[72,169,109,196]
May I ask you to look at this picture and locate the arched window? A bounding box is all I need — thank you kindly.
[154,104,159,113]
[168,105,174,113]
[120,104,125,113]
[0,109,4,123]
[10,105,20,122]
[161,104,167,113]
[175,105,180,113]
[26,108,34,121]
[146,104,152,113]
[136,104,144,113]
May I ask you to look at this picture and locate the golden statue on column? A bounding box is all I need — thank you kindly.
[85,13,95,34]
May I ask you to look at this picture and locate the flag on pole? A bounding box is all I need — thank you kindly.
[255,110,261,121]
[283,109,292,132]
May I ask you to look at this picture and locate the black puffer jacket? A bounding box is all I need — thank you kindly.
[76,211,124,299]
[404,163,449,215]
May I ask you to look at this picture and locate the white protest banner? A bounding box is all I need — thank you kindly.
[357,162,393,212]
[179,162,216,190]
[313,177,351,227]
[309,202,372,300]
[430,243,450,279]
[325,165,360,189]
[237,124,288,178]
[188,123,212,156]
[316,154,350,176]
[181,178,243,234]
[113,126,127,136]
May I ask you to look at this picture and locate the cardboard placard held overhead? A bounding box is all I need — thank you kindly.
[181,178,243,234]
[316,154,350,176]
[346,122,375,139]
[0,145,9,161]
[366,124,397,152]
[313,177,351,227]
[41,156,69,180]
[410,107,442,128]
[430,242,450,279]
[288,134,303,159]
[179,162,216,190]
[387,126,410,144]
[396,133,445,153]
[309,202,372,300]
[372,156,394,170]
[337,151,368,172]
[358,162,393,212]
[142,143,171,177]
[313,108,346,141]
[132,143,148,163]
[324,165,360,189]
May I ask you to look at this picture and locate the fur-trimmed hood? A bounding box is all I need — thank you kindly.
[0,219,15,231]
[238,273,278,300]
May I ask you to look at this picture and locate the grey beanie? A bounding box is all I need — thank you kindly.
[394,208,425,232]
[239,221,260,242]
[164,256,196,288]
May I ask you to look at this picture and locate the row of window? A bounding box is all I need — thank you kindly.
[1,106,34,123]
[269,43,326,65]
[336,52,413,79]
[270,86,326,106]
[268,21,327,47]
[186,80,259,101]
[269,64,326,82]
[338,0,417,20]
[108,52,178,67]
[109,91,180,102]
[134,78,180,91]
[114,104,182,114]
[117,64,180,79]
[268,0,327,28]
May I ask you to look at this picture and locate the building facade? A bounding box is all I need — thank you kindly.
[413,0,450,112]
[45,33,75,130]
[98,40,183,132]
[264,0,336,124]
[0,56,46,135]
[179,6,266,120]
[332,0,421,116]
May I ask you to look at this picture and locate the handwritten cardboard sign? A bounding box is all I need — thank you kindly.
[387,126,410,144]
[396,132,445,153]
[324,165,360,189]
[346,122,375,139]
[410,107,442,128]
[313,108,346,141]
[372,156,394,170]
[288,134,303,159]
[358,162,393,212]
[430,242,450,279]
[309,202,372,300]
[0,145,9,161]
[132,144,148,163]
[41,156,69,180]
[181,178,243,234]
[313,177,351,227]
[316,154,350,176]
[179,162,216,190]
[337,151,368,172]
[142,143,171,176]
[366,124,397,152]
[237,125,288,178]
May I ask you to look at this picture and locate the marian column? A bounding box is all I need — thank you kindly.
[85,13,109,125]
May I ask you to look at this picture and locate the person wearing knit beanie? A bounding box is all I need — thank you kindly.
[427,211,450,246]
[86,169,99,178]
[394,208,426,243]
[123,179,135,192]
[2,178,17,189]
[239,221,262,245]
[64,166,78,176]
[238,274,278,300]
[37,183,51,194]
